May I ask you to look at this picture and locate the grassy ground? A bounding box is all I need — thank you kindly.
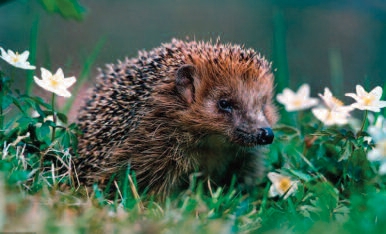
[1,83,386,233]
[1,5,386,231]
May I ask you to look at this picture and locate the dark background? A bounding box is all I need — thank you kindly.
[1,0,385,103]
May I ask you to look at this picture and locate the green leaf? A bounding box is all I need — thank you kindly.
[39,0,86,21]
[274,124,300,136]
[28,96,51,109]
[38,121,51,140]
[17,117,36,130]
[70,131,78,150]
[7,170,30,184]
[1,94,12,110]
[11,96,28,114]
[62,131,71,147]
[288,169,313,182]
[338,141,352,161]
[56,112,68,124]
[35,102,46,119]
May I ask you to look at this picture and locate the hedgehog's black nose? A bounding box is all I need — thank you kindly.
[256,127,274,145]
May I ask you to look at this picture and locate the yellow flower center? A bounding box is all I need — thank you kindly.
[278,177,292,193]
[331,97,343,107]
[12,52,19,63]
[363,95,375,106]
[325,110,334,122]
[292,99,303,107]
[49,75,61,88]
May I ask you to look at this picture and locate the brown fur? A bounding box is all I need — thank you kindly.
[75,39,277,197]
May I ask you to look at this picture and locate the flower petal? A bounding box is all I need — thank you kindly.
[40,67,53,80]
[54,88,72,97]
[34,76,49,90]
[356,85,367,97]
[379,163,386,175]
[282,88,295,99]
[268,184,279,197]
[345,93,360,102]
[17,63,35,70]
[369,86,383,99]
[276,94,286,105]
[63,76,76,88]
[283,181,298,200]
[0,47,6,57]
[312,107,328,122]
[0,48,10,61]
[324,88,333,98]
[297,84,310,97]
[267,172,281,183]
[18,50,30,62]
[55,68,64,79]
[376,100,386,109]
[7,49,16,58]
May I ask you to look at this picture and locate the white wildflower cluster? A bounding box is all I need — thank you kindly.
[277,84,386,126]
[275,83,386,182]
[367,115,386,174]
[0,47,76,97]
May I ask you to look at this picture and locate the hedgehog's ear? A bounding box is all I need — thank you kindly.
[175,64,198,105]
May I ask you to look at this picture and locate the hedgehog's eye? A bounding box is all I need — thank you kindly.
[218,99,233,113]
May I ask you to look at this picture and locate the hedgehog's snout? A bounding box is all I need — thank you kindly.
[255,127,274,145]
[234,127,274,146]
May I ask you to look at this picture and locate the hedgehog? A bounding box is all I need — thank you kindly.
[75,39,278,197]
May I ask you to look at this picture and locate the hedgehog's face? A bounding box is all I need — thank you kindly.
[175,63,277,147]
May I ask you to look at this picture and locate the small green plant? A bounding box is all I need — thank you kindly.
[0,47,80,192]
[261,83,386,232]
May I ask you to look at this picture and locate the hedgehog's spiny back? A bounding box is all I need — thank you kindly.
[75,39,273,187]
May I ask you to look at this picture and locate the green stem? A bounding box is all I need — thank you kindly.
[0,77,3,131]
[358,110,368,137]
[0,97,3,131]
[51,93,57,142]
[303,121,324,156]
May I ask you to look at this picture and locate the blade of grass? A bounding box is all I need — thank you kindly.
[328,48,344,96]
[272,7,289,92]
[128,173,144,211]
[62,37,106,114]
[27,16,39,95]
[272,7,297,126]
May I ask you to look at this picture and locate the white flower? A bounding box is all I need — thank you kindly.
[311,108,351,126]
[31,111,63,126]
[368,139,386,161]
[368,115,386,143]
[0,47,36,70]
[34,67,76,97]
[276,84,319,112]
[367,139,386,175]
[366,115,386,175]
[345,85,386,112]
[267,172,299,199]
[311,88,353,126]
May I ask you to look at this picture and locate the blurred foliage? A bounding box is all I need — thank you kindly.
[38,0,86,21]
[0,0,86,21]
